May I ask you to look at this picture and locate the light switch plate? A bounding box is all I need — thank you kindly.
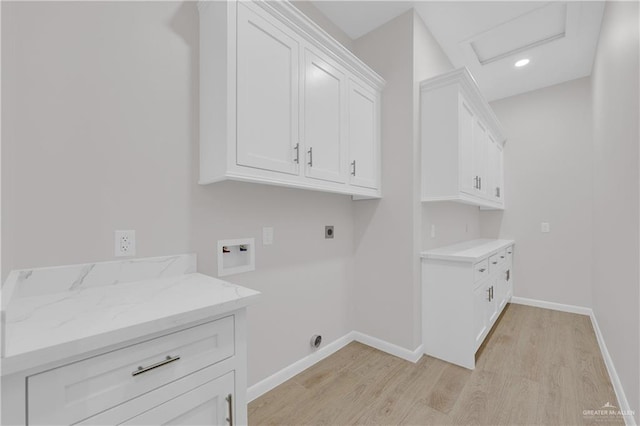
[263,227,274,245]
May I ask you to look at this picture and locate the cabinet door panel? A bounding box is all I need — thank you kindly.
[121,372,234,426]
[488,279,499,324]
[303,49,346,183]
[486,133,504,204]
[473,119,489,198]
[236,3,299,175]
[496,143,504,203]
[458,97,475,195]
[473,282,489,347]
[348,79,379,189]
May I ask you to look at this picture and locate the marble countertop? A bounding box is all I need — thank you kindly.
[1,255,260,375]
[421,239,515,263]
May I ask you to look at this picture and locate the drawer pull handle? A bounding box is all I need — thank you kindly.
[500,256,505,259]
[226,393,234,426]
[478,268,486,272]
[132,355,181,376]
[492,261,498,265]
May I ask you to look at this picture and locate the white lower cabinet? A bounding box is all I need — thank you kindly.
[422,239,514,369]
[81,370,234,425]
[120,372,234,426]
[17,311,248,426]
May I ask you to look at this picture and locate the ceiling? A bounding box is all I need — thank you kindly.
[312,1,605,101]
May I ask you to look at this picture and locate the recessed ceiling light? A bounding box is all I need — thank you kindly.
[515,58,530,68]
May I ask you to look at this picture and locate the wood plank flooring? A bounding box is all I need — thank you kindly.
[249,304,623,425]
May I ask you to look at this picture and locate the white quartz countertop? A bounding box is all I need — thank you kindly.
[1,256,260,375]
[420,239,515,262]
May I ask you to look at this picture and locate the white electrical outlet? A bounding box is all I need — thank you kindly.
[540,222,550,233]
[115,230,136,257]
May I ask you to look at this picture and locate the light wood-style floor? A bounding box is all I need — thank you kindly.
[249,304,623,425]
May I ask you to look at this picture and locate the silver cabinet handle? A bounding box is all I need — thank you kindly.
[132,355,180,376]
[474,176,478,189]
[294,143,300,164]
[308,147,313,167]
[492,261,498,265]
[351,160,356,176]
[479,176,482,190]
[478,268,486,273]
[496,187,501,198]
[487,287,491,301]
[226,393,233,426]
[500,255,505,259]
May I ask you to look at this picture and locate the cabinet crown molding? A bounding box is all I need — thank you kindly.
[198,0,385,91]
[420,67,506,145]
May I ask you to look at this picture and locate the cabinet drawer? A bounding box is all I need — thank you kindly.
[506,245,514,262]
[489,253,500,272]
[28,316,235,425]
[474,259,489,283]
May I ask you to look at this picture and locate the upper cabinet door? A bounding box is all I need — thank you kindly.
[486,134,503,203]
[473,119,489,198]
[458,96,476,196]
[236,3,300,175]
[496,143,504,203]
[348,78,379,190]
[302,49,347,184]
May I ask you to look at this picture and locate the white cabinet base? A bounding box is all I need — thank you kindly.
[422,240,514,369]
[2,310,250,426]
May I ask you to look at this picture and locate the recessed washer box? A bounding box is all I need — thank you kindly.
[217,238,255,277]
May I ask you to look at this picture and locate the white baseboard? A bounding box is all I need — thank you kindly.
[247,332,354,402]
[352,331,424,363]
[511,296,635,426]
[590,313,637,426]
[511,296,592,316]
[247,331,424,402]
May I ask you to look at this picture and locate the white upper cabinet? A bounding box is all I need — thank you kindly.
[486,134,504,204]
[198,1,385,199]
[348,78,380,190]
[302,49,346,184]
[236,3,300,176]
[421,68,506,210]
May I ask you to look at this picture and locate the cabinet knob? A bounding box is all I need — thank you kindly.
[479,268,486,272]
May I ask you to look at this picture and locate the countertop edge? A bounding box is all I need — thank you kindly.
[1,293,260,376]
[420,240,515,262]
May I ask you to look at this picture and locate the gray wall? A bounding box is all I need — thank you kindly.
[1,0,355,387]
[482,77,594,309]
[591,1,639,420]
[351,10,454,351]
